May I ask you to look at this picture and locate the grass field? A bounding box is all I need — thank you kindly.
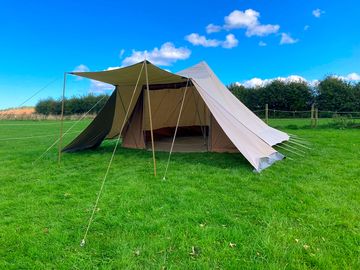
[0,119,359,269]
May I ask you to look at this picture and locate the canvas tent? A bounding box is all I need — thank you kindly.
[63,60,289,172]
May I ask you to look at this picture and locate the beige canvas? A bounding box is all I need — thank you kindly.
[66,60,289,171]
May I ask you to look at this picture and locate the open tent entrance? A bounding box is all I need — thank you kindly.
[122,82,216,152]
[145,126,209,152]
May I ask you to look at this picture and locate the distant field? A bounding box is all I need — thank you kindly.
[0,107,35,115]
[0,119,359,269]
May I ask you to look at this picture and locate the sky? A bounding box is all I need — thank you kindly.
[0,0,359,109]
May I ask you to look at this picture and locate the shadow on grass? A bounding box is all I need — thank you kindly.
[66,140,252,171]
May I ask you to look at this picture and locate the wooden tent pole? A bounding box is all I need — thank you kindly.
[144,60,157,176]
[58,72,67,164]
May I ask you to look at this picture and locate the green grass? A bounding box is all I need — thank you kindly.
[0,119,359,269]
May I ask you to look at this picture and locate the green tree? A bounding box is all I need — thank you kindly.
[316,76,355,111]
[35,94,109,115]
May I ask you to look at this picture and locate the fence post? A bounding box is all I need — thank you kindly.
[315,108,318,127]
[311,104,315,128]
[265,104,269,124]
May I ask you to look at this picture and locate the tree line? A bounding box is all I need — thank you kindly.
[35,76,360,115]
[228,76,360,112]
[35,94,108,115]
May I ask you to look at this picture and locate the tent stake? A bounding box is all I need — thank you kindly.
[58,72,67,165]
[144,60,157,177]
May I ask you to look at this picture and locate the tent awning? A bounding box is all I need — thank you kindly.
[70,61,188,86]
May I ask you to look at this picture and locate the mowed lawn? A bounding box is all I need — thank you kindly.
[0,119,359,269]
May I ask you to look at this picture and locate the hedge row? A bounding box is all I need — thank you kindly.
[35,94,108,115]
[228,76,360,112]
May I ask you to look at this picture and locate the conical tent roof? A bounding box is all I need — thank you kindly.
[64,61,289,171]
[178,62,288,170]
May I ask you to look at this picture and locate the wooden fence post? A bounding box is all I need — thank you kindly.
[311,104,315,128]
[315,108,318,127]
[265,104,269,124]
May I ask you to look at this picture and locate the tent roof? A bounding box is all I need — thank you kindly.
[70,60,188,86]
[177,62,289,146]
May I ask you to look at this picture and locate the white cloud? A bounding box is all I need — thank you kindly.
[237,73,360,88]
[311,80,320,87]
[119,49,125,58]
[285,75,307,82]
[304,25,310,31]
[222,34,238,48]
[185,33,221,47]
[258,41,267,47]
[246,24,280,37]
[224,9,259,29]
[332,73,360,81]
[237,75,307,88]
[89,80,114,93]
[206,23,222,34]
[312,9,324,18]
[224,9,280,37]
[185,33,238,49]
[238,78,265,88]
[106,66,121,71]
[280,33,298,45]
[121,42,191,67]
[73,64,89,72]
[346,72,360,81]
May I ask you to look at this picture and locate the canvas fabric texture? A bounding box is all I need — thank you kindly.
[63,61,289,171]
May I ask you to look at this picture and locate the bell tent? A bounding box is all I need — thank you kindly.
[63,60,289,172]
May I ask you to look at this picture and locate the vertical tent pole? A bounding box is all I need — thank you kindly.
[58,72,67,164]
[144,60,157,176]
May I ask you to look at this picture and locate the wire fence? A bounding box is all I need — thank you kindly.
[252,109,360,119]
[252,105,360,128]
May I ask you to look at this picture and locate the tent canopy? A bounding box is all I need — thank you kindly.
[65,60,289,172]
[71,60,187,86]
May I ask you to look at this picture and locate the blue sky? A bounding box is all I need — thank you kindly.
[0,0,359,109]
